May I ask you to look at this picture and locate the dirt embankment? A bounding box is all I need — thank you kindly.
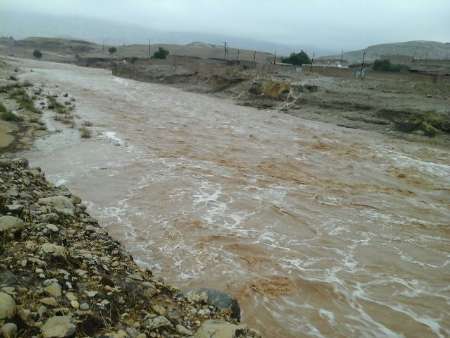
[111,59,450,145]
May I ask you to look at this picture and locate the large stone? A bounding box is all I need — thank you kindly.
[186,288,240,320]
[40,297,58,307]
[145,315,172,330]
[0,216,25,233]
[176,324,193,336]
[46,224,59,232]
[1,322,18,338]
[45,283,62,297]
[194,320,250,338]
[0,271,17,286]
[41,316,76,338]
[40,243,67,258]
[38,196,75,216]
[0,292,16,320]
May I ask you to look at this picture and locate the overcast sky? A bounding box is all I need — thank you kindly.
[2,0,450,50]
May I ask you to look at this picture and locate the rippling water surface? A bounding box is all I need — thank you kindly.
[20,60,450,338]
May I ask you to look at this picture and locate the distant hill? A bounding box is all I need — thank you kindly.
[0,10,335,57]
[322,41,450,64]
[0,36,275,64]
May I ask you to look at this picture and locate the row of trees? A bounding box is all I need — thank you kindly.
[281,51,411,74]
[32,46,170,60]
[372,59,409,72]
[108,46,169,59]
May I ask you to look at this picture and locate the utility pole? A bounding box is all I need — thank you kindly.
[273,50,277,65]
[224,41,228,59]
[360,49,367,80]
[148,40,151,58]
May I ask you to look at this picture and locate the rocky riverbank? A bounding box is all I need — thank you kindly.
[0,58,261,337]
[0,158,261,337]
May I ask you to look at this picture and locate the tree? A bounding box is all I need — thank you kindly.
[152,47,170,60]
[373,59,408,72]
[108,47,117,56]
[33,49,42,59]
[281,50,311,66]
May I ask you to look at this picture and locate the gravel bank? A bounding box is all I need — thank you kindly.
[0,158,260,338]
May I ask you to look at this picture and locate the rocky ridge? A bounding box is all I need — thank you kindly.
[0,158,261,338]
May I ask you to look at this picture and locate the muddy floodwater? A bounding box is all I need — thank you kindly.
[19,59,450,338]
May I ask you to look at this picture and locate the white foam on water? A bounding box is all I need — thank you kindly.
[319,309,336,326]
[101,131,125,146]
[54,178,68,186]
[379,147,450,178]
[113,76,129,87]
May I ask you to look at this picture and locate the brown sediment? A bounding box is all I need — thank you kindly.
[11,58,450,338]
[240,276,298,298]
[0,159,260,337]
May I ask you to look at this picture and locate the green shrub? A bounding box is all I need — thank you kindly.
[10,89,40,114]
[281,51,311,66]
[33,49,42,59]
[152,47,170,59]
[79,127,92,138]
[1,110,22,122]
[108,47,117,55]
[0,102,6,113]
[373,59,409,72]
[394,111,447,137]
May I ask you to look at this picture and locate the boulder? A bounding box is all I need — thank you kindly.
[40,297,58,307]
[46,224,59,232]
[0,271,17,286]
[186,288,240,321]
[1,322,18,338]
[38,196,75,216]
[145,315,172,330]
[0,292,16,320]
[176,324,193,336]
[44,283,62,298]
[41,316,76,338]
[0,216,25,233]
[40,243,67,258]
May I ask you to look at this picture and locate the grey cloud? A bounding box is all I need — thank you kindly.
[2,0,450,51]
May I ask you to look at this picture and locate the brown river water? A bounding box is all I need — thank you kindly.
[18,59,450,338]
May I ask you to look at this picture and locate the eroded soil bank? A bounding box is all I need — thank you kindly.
[13,58,450,338]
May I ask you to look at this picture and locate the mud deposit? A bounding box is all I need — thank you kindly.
[19,59,450,338]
